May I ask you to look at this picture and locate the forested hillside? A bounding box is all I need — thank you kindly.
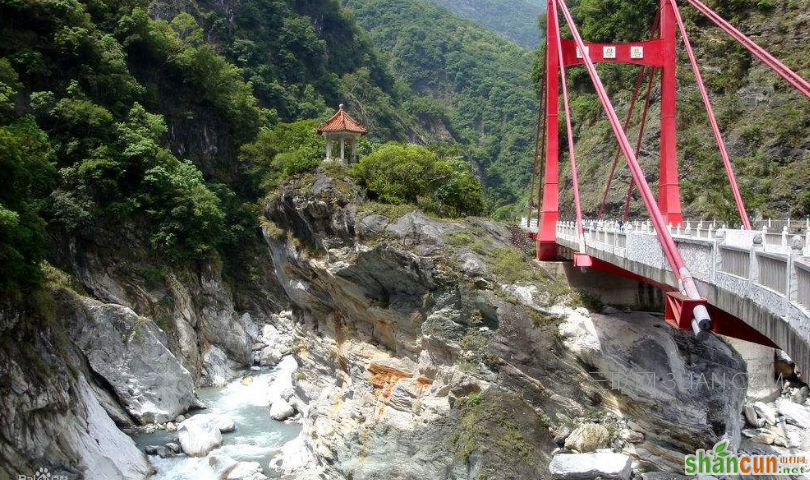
[540,0,810,222]
[343,0,540,213]
[426,0,546,48]
[0,0,484,305]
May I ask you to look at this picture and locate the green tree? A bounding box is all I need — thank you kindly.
[141,157,226,260]
[0,115,55,300]
[240,119,325,190]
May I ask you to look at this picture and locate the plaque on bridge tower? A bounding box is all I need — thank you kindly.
[576,46,590,59]
[630,46,644,59]
[603,46,616,59]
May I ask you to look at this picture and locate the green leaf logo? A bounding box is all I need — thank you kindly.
[714,441,727,455]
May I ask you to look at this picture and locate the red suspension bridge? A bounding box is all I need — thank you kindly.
[524,0,810,374]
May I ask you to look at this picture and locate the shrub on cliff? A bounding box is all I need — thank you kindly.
[352,142,485,217]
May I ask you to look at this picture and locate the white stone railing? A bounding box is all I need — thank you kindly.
[719,245,750,278]
[758,252,788,294]
[520,217,539,233]
[554,219,809,316]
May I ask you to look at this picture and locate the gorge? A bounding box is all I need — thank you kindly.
[1,0,809,479]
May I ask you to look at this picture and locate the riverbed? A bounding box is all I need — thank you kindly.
[132,358,301,479]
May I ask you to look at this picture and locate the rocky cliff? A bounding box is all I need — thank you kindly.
[0,222,289,478]
[1,170,795,480]
[258,171,750,479]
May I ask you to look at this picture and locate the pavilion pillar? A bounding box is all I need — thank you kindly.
[351,136,358,162]
[340,136,345,162]
[325,136,333,160]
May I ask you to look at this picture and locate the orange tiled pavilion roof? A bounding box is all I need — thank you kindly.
[317,104,368,135]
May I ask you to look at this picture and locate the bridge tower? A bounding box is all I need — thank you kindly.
[537,0,683,260]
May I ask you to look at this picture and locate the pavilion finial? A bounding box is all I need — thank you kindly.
[339,103,344,110]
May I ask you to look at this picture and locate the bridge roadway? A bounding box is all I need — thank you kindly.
[523,218,810,377]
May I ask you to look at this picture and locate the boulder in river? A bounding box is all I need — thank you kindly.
[226,461,269,480]
[549,452,632,480]
[270,398,295,421]
[178,419,223,457]
[181,413,236,433]
[259,346,283,366]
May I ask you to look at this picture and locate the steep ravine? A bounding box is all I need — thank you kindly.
[1,172,807,480]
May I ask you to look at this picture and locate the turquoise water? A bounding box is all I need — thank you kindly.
[132,359,301,479]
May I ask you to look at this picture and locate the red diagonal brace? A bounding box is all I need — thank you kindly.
[685,0,810,100]
[670,0,751,230]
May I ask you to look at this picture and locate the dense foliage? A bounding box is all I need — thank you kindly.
[426,0,546,48]
[240,119,326,190]
[0,63,54,300]
[352,143,485,217]
[343,0,539,208]
[0,0,499,301]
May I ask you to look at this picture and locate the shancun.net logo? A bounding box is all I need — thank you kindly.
[685,441,807,476]
[18,467,68,480]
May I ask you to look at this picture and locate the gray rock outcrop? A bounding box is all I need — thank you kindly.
[58,291,196,424]
[259,173,750,480]
[0,312,150,479]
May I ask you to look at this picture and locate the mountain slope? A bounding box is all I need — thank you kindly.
[343,0,540,209]
[426,0,546,48]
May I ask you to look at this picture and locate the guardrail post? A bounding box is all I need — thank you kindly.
[714,228,725,284]
[751,232,763,287]
[805,225,810,257]
[789,235,803,305]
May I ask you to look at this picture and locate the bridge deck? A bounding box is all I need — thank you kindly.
[523,218,810,377]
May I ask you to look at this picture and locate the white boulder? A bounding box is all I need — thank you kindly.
[267,356,298,405]
[259,346,283,367]
[203,345,243,387]
[776,398,810,428]
[227,462,268,480]
[178,419,223,457]
[270,398,295,421]
[181,413,235,433]
[549,453,632,480]
[753,402,777,425]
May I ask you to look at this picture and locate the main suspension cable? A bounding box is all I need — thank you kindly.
[526,52,548,229]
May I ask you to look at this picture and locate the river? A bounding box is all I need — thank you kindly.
[132,357,301,479]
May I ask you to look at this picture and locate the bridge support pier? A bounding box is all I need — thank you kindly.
[726,338,779,402]
[539,260,665,311]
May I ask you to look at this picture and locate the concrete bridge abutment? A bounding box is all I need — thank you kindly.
[538,260,665,312]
